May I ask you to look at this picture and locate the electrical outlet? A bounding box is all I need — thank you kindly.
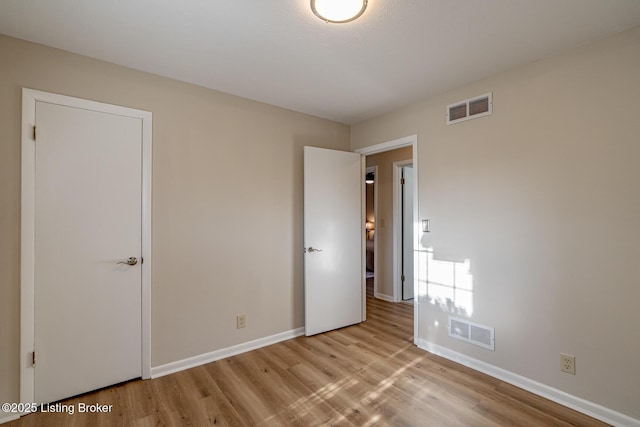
[237,314,246,329]
[560,353,575,375]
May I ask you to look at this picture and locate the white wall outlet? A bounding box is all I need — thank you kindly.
[560,353,576,375]
[237,314,246,329]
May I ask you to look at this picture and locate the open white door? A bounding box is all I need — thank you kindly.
[304,146,363,336]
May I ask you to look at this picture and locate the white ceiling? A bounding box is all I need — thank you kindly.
[2,1,640,124]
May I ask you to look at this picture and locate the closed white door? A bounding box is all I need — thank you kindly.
[402,166,414,300]
[34,101,143,403]
[304,147,363,336]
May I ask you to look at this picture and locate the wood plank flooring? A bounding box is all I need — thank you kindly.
[8,280,608,426]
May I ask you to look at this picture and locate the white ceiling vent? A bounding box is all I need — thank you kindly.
[449,316,495,351]
[447,92,492,125]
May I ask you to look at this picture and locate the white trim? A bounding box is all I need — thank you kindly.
[20,90,36,407]
[355,134,419,345]
[417,339,640,427]
[355,134,416,156]
[20,88,152,405]
[0,414,20,425]
[392,160,413,303]
[141,105,153,380]
[151,327,306,378]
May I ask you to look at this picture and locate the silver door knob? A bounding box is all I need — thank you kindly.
[307,247,323,253]
[117,257,138,266]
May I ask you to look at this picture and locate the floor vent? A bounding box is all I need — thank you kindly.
[447,92,492,125]
[449,316,495,351]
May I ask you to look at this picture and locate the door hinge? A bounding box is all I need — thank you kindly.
[401,274,405,282]
[33,126,37,141]
[401,178,405,185]
[32,351,36,366]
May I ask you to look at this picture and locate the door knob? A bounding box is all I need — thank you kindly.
[307,247,323,253]
[117,257,138,266]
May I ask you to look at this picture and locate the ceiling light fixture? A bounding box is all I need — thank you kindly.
[311,0,368,23]
[365,172,374,184]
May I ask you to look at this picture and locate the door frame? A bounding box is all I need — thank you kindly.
[393,160,413,302]
[355,134,418,344]
[20,88,152,404]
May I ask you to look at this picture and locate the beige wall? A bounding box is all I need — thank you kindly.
[0,35,350,408]
[352,27,640,419]
[366,147,413,297]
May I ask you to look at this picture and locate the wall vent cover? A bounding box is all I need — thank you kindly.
[447,92,492,125]
[448,316,495,350]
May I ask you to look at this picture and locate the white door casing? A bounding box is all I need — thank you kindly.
[21,89,152,405]
[402,166,414,300]
[304,146,363,336]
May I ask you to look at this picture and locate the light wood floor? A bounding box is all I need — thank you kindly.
[10,280,608,426]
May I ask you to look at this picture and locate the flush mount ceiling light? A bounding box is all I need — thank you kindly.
[311,0,368,23]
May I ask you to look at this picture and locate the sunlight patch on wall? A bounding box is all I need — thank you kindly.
[419,247,474,316]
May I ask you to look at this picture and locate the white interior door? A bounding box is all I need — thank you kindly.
[304,146,363,336]
[34,101,143,403]
[402,166,414,300]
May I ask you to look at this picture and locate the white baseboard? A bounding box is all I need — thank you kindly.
[151,327,305,379]
[374,292,394,302]
[0,414,20,425]
[417,339,640,427]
